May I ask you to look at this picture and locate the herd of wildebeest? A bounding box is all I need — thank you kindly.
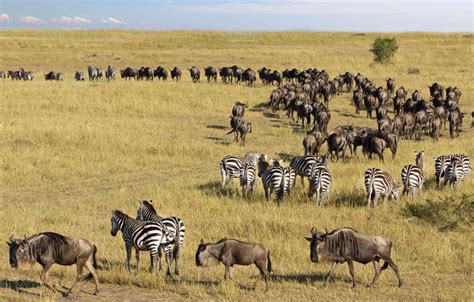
[5,63,472,297]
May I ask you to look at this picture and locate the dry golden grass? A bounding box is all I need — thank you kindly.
[0,31,473,300]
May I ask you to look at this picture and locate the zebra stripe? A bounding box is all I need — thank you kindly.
[308,163,332,207]
[450,154,472,177]
[401,151,424,196]
[434,155,452,189]
[290,155,321,185]
[240,162,257,196]
[445,160,466,190]
[364,168,400,208]
[111,210,174,273]
[220,153,258,189]
[136,201,185,275]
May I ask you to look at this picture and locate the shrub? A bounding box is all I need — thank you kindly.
[370,37,399,64]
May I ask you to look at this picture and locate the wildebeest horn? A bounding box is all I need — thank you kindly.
[310,227,316,235]
[325,228,328,234]
[149,199,153,203]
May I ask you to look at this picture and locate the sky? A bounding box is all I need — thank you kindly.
[0,0,472,32]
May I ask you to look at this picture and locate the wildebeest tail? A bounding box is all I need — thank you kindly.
[84,244,98,281]
[226,129,236,135]
[267,250,272,274]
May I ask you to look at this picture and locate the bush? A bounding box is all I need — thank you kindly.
[404,195,473,231]
[370,37,399,64]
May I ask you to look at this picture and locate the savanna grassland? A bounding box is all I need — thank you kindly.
[0,31,473,301]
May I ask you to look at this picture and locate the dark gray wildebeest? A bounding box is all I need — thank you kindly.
[75,71,85,81]
[154,66,169,81]
[171,66,182,81]
[386,78,395,95]
[44,71,57,81]
[120,67,137,80]
[7,232,99,296]
[195,238,272,292]
[305,227,402,288]
[232,101,247,117]
[303,128,326,156]
[204,66,218,82]
[227,116,252,146]
[448,108,463,138]
[189,66,200,83]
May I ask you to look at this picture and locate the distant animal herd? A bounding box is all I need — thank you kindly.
[5,63,472,297]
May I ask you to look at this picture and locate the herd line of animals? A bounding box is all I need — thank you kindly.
[6,64,472,297]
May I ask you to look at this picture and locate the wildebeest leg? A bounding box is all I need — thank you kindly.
[40,263,56,292]
[84,260,100,295]
[65,259,86,296]
[369,260,381,287]
[224,265,233,280]
[384,258,403,287]
[322,262,337,287]
[347,260,356,288]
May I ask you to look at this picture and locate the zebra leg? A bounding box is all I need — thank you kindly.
[157,247,163,271]
[148,252,154,272]
[173,244,180,275]
[126,245,132,271]
[164,245,172,277]
[135,248,140,271]
[264,187,269,202]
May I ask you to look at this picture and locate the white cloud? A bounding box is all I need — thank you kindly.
[101,17,127,25]
[51,16,92,24]
[0,12,10,22]
[19,16,48,24]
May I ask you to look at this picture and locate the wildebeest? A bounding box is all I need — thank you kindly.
[154,66,169,81]
[232,101,247,117]
[120,67,137,80]
[227,116,252,146]
[303,128,326,156]
[327,132,347,161]
[204,66,218,82]
[242,68,257,86]
[171,66,182,81]
[138,66,154,81]
[305,227,402,288]
[189,66,200,83]
[448,108,463,138]
[364,94,376,118]
[75,71,85,81]
[7,232,99,296]
[219,67,233,83]
[196,238,272,292]
[353,89,364,114]
[44,71,57,81]
[386,78,395,95]
[362,135,388,161]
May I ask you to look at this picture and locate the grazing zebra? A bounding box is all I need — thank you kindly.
[308,162,332,207]
[364,168,400,209]
[434,155,452,189]
[110,210,174,275]
[444,159,466,190]
[290,155,322,185]
[258,155,295,204]
[240,162,257,197]
[220,153,259,189]
[450,154,472,178]
[136,200,185,276]
[401,151,425,196]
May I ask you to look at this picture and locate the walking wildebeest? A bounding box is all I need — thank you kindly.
[171,66,182,81]
[232,101,247,117]
[189,66,200,83]
[7,232,99,296]
[227,116,252,146]
[305,227,402,288]
[195,238,272,292]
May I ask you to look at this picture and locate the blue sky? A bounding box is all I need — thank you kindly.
[0,0,472,32]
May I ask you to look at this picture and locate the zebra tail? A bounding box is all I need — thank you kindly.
[267,249,272,274]
[367,175,374,207]
[277,170,286,202]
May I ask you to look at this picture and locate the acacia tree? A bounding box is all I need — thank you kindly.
[370,38,399,64]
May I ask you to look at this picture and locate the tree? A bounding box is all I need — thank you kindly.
[370,38,399,64]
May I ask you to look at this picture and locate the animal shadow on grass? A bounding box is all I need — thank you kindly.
[0,279,42,296]
[169,278,220,287]
[272,272,328,284]
[250,102,268,112]
[207,125,227,130]
[197,181,234,198]
[332,191,367,208]
[339,112,364,119]
[205,136,232,146]
[263,111,279,119]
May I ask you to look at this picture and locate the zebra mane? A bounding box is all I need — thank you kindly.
[142,200,158,214]
[112,209,129,219]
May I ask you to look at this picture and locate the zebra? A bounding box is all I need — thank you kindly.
[257,155,295,204]
[434,155,452,189]
[220,153,259,189]
[136,200,185,276]
[87,65,97,81]
[110,209,174,275]
[450,154,472,178]
[289,155,322,185]
[308,161,332,207]
[444,159,466,190]
[401,151,424,196]
[364,168,400,209]
[106,65,116,82]
[239,162,257,197]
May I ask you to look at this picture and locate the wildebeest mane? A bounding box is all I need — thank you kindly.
[324,227,358,237]
[324,228,361,258]
[26,232,69,261]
